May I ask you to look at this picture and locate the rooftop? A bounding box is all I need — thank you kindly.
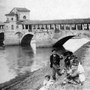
[19,18,90,25]
[5,7,30,16]
[15,7,30,12]
[5,12,16,16]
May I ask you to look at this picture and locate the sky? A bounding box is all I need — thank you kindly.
[0,0,90,21]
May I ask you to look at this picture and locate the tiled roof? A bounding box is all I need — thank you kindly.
[15,7,30,12]
[21,18,90,25]
[5,12,16,16]
[6,7,30,16]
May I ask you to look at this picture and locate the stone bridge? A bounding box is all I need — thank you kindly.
[4,29,90,47]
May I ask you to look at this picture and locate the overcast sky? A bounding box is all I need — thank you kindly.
[0,0,90,21]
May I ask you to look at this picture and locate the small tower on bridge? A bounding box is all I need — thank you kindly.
[5,7,30,31]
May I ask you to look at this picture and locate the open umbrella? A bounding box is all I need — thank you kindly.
[53,35,90,53]
[53,35,75,47]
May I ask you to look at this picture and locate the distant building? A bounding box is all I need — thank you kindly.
[5,7,30,31]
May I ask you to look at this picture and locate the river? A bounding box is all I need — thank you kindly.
[0,46,52,84]
[0,38,90,86]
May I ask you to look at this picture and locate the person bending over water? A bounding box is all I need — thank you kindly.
[50,49,63,80]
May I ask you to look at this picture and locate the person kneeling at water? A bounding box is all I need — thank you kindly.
[39,75,54,90]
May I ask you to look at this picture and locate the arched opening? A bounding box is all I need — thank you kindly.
[21,34,33,46]
[0,32,4,46]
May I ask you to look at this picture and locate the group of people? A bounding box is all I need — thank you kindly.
[39,49,85,90]
[50,49,85,85]
[62,50,85,85]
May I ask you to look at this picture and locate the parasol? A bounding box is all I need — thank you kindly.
[53,35,90,53]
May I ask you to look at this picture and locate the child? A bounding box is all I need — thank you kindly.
[39,75,54,90]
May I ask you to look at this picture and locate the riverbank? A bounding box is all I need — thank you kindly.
[1,41,90,90]
[0,72,30,89]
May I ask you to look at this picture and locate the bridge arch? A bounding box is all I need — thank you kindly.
[21,32,34,46]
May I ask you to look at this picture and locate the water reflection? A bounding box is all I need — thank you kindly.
[31,48,51,72]
[6,46,34,74]
[0,50,17,83]
[0,46,52,83]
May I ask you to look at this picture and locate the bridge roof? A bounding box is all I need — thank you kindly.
[20,18,90,25]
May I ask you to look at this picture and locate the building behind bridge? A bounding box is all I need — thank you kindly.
[0,7,90,46]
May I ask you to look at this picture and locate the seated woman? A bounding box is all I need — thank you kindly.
[62,60,85,85]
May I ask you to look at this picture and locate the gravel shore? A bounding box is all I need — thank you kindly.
[1,41,90,90]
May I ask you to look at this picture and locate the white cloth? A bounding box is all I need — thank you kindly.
[39,79,54,90]
[39,86,48,90]
[79,74,85,82]
[77,63,84,73]
[77,63,86,82]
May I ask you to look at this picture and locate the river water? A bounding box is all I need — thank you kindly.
[0,38,90,85]
[0,46,52,84]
